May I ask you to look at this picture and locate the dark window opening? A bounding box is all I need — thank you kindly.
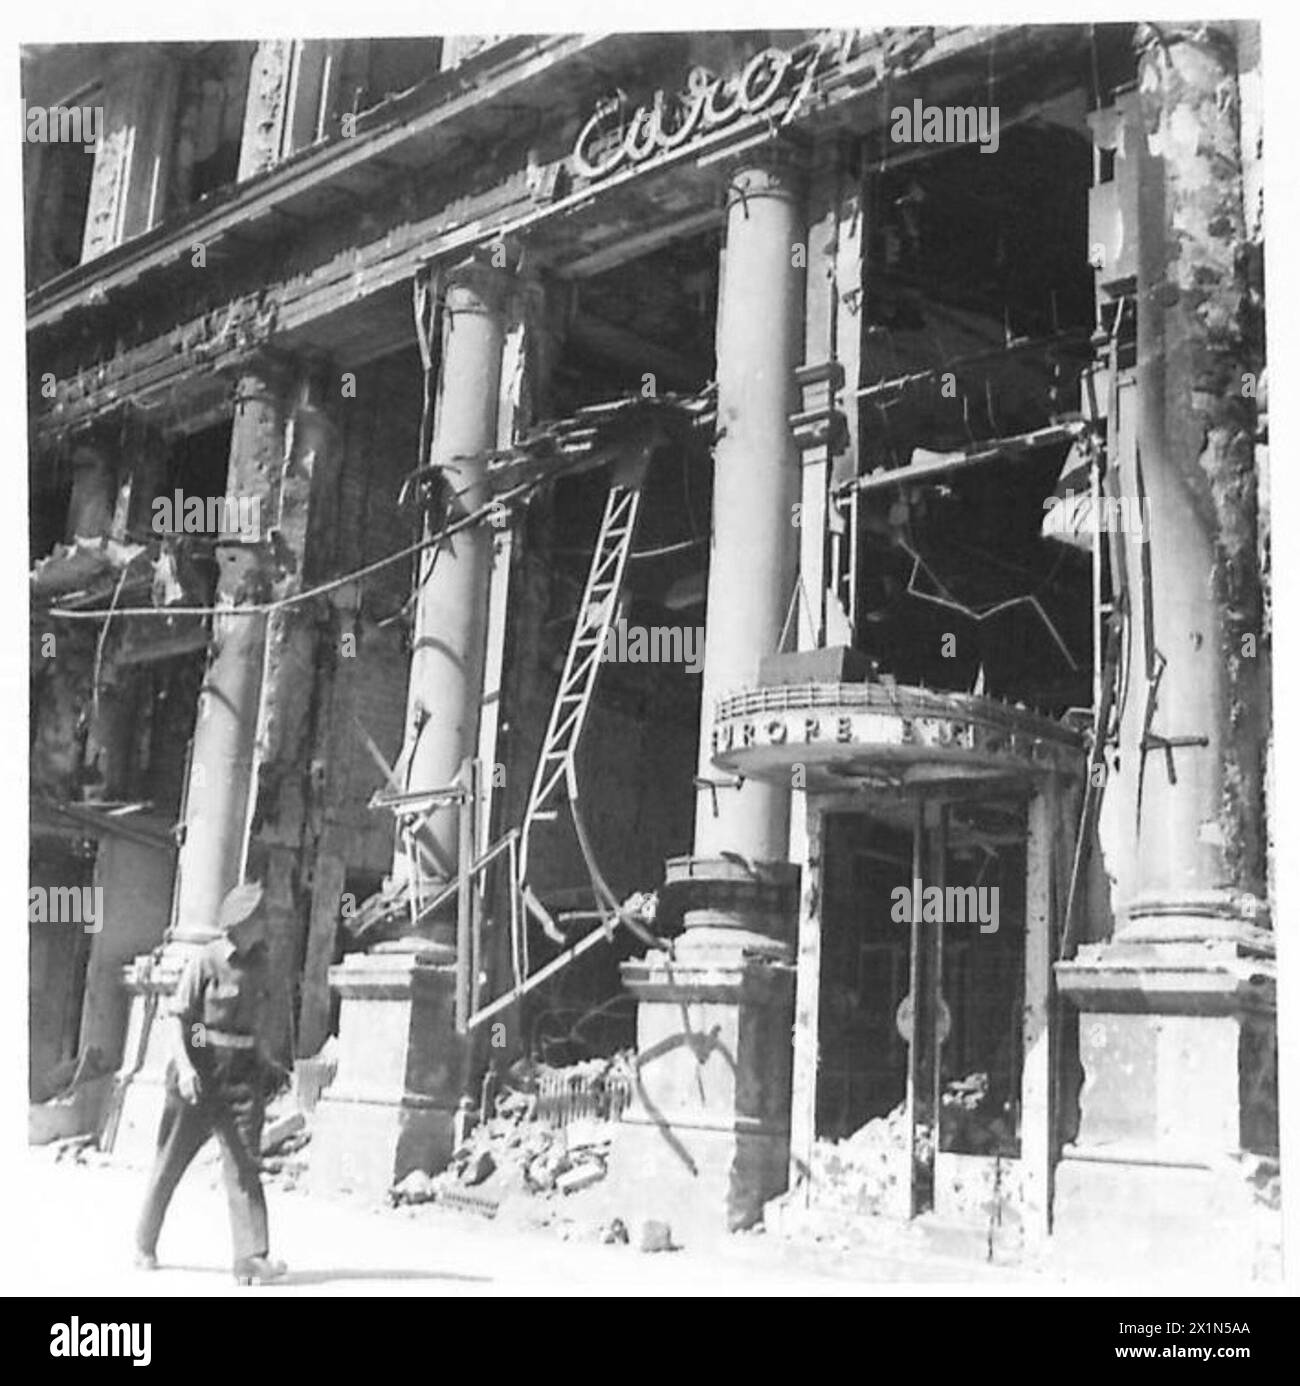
[23,108,98,287]
[167,43,254,214]
[853,111,1098,716]
[816,809,1025,1157]
[336,38,444,120]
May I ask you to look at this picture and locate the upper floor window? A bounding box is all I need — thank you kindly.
[22,85,101,288]
[335,38,444,121]
[166,43,254,214]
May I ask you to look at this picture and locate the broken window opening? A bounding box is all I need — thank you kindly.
[808,804,1028,1225]
[335,39,445,124]
[851,105,1099,717]
[23,88,100,288]
[166,44,254,215]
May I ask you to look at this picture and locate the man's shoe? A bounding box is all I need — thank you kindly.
[133,1249,159,1271]
[233,1255,287,1286]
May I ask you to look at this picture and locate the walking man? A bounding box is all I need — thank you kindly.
[135,880,288,1285]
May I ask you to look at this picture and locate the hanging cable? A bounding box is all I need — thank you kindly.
[897,536,1081,672]
[44,473,543,623]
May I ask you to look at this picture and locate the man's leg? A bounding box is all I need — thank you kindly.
[135,1083,212,1259]
[212,1081,269,1269]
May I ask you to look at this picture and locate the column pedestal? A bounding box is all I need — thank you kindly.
[610,858,797,1240]
[309,944,466,1195]
[1054,927,1278,1276]
[1050,24,1276,1277]
[607,144,806,1241]
[313,258,514,1192]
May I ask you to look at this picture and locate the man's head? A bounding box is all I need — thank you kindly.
[217,880,267,953]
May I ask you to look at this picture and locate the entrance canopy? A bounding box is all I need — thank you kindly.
[712,680,1081,793]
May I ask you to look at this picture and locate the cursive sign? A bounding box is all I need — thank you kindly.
[572,39,832,183]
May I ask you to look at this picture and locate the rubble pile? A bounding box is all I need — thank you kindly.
[803,1101,915,1217]
[259,1103,311,1189]
[391,1055,634,1216]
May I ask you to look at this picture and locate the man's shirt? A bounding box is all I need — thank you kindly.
[169,936,271,1052]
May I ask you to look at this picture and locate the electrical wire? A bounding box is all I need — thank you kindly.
[43,473,543,623]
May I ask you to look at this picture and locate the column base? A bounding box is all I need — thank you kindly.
[1054,932,1279,1275]
[1057,936,1277,1156]
[308,944,467,1197]
[1050,1153,1280,1281]
[607,1111,792,1243]
[607,858,798,1241]
[309,1095,455,1197]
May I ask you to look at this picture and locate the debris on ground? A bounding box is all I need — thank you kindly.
[259,1095,311,1188]
[639,1219,675,1253]
[390,1054,634,1217]
[391,1170,435,1205]
[261,1112,306,1155]
[601,1218,629,1245]
[47,1133,98,1163]
[772,1101,914,1220]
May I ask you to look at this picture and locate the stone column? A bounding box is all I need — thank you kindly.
[615,146,806,1238]
[311,258,513,1195]
[1055,25,1275,1276]
[244,366,339,1060]
[171,363,289,941]
[238,41,295,181]
[112,356,293,1155]
[693,149,805,862]
[395,258,508,904]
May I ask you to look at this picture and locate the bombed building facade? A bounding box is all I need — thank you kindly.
[25,25,1276,1274]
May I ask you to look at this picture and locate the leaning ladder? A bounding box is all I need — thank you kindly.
[379,480,657,1033]
[517,483,644,931]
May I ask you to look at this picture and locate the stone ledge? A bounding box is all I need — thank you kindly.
[621,958,795,1005]
[1057,948,1276,1015]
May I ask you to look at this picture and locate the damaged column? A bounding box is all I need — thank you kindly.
[617,144,805,1236]
[1056,24,1274,1272]
[394,258,507,910]
[312,257,513,1193]
[113,356,296,1152]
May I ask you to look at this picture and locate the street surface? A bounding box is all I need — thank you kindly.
[15,1148,1041,1296]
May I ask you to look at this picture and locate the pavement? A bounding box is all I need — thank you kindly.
[13,1146,1044,1296]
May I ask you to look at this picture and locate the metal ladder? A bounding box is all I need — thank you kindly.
[517,483,644,914]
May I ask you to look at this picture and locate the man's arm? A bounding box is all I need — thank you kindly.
[168,1016,203,1103]
[167,953,207,1104]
